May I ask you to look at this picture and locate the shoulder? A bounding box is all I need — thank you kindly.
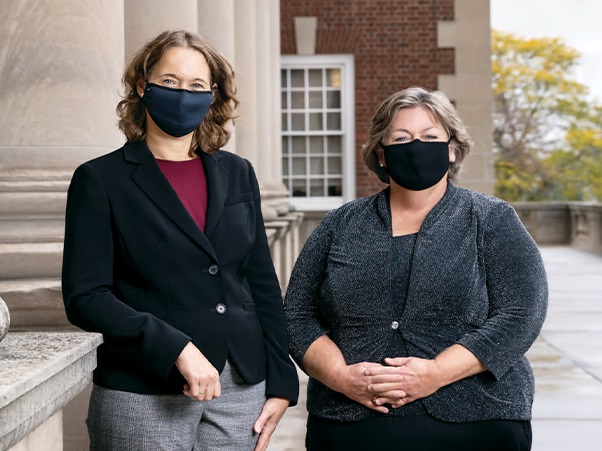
[208,149,250,168]
[319,191,383,231]
[70,144,129,180]
[452,185,516,221]
[449,187,527,243]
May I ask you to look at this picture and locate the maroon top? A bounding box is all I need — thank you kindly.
[156,157,208,231]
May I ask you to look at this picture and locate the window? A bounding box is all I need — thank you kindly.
[281,55,355,210]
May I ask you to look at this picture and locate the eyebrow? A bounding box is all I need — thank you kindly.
[158,73,210,84]
[390,126,442,134]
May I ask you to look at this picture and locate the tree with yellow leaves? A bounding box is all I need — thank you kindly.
[492,30,601,201]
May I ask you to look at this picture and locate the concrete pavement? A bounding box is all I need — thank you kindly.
[269,246,602,450]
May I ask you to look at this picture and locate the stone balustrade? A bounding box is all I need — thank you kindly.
[513,202,602,254]
[0,330,102,451]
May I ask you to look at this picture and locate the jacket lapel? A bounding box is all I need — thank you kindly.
[199,150,228,240]
[124,141,218,262]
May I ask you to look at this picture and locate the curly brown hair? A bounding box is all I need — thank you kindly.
[362,87,473,183]
[117,30,238,154]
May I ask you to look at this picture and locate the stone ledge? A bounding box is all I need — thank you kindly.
[0,332,102,450]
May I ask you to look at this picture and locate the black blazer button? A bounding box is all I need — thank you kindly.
[216,303,227,314]
[208,265,219,275]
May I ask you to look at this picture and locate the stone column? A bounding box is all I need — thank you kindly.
[124,0,198,59]
[197,0,237,152]
[0,0,125,330]
[232,0,259,166]
[0,0,124,173]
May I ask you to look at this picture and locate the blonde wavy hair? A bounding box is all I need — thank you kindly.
[362,87,473,183]
[117,30,238,154]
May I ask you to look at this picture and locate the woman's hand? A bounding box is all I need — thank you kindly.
[333,362,393,414]
[366,357,442,408]
[175,342,221,401]
[253,397,290,451]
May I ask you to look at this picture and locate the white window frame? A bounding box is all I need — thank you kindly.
[281,54,355,211]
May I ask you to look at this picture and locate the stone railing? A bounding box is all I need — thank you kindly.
[265,210,304,292]
[0,311,101,451]
[513,202,602,254]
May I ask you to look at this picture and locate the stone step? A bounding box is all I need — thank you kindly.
[0,180,68,243]
[0,278,69,329]
[0,190,67,216]
[0,217,65,243]
[0,242,63,279]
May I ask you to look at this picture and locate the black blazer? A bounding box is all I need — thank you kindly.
[62,140,298,403]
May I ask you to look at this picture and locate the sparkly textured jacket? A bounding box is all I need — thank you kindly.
[284,182,548,422]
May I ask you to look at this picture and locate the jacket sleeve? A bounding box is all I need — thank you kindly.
[283,211,333,372]
[243,161,299,405]
[457,202,548,380]
[61,163,191,379]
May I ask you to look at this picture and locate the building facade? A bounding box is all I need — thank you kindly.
[0,0,493,449]
[280,0,494,238]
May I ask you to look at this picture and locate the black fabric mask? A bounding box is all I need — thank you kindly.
[382,138,451,191]
[141,83,212,137]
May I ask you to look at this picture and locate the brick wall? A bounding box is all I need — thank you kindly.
[281,0,455,198]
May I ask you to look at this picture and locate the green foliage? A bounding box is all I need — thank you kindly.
[492,30,602,202]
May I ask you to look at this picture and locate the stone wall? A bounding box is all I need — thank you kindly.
[513,202,602,254]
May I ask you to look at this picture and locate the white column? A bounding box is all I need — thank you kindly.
[254,0,288,206]
[0,0,124,173]
[197,0,237,152]
[124,0,198,59]
[233,0,259,165]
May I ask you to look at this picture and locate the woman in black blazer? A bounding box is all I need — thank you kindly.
[62,30,298,450]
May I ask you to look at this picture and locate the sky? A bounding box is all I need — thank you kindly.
[491,0,602,102]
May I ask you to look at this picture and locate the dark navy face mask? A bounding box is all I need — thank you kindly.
[141,83,212,137]
[382,138,452,191]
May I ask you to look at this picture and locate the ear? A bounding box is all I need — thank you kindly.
[375,144,385,167]
[448,141,456,163]
[136,76,146,98]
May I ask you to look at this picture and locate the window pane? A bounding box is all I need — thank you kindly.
[292,136,305,154]
[327,156,342,175]
[292,179,306,197]
[281,113,288,131]
[327,68,341,88]
[308,69,322,87]
[310,179,325,197]
[291,91,304,109]
[310,157,324,174]
[291,69,304,87]
[292,157,306,175]
[282,158,289,176]
[308,91,322,108]
[282,137,289,155]
[309,136,323,153]
[309,113,323,131]
[327,112,341,131]
[281,91,288,109]
[281,70,288,88]
[327,135,342,152]
[327,90,341,108]
[291,113,305,131]
[327,178,342,196]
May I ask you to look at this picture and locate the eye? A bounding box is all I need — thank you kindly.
[161,78,177,86]
[424,134,439,140]
[190,82,209,91]
[393,136,409,143]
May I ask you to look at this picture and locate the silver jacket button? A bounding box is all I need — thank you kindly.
[391,321,399,330]
[216,303,227,314]
[208,265,219,275]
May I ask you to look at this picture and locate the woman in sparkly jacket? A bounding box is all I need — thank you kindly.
[284,87,547,451]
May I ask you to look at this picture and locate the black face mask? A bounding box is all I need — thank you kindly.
[141,83,212,137]
[382,138,451,191]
